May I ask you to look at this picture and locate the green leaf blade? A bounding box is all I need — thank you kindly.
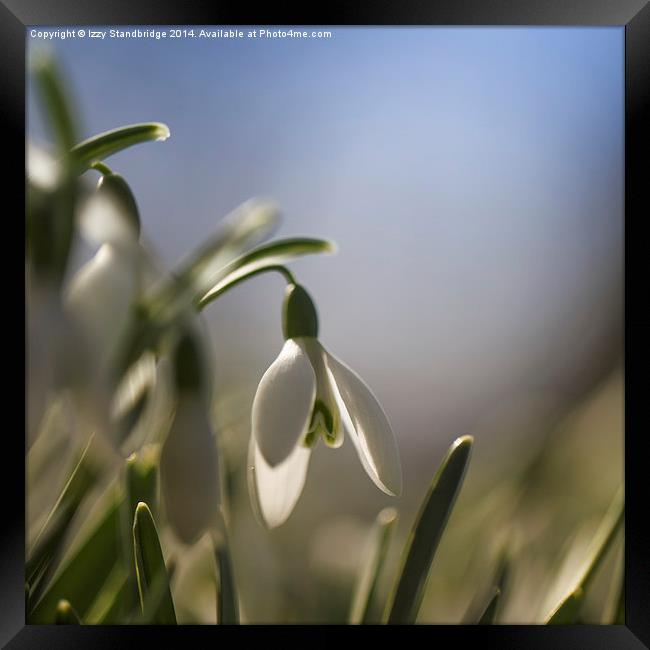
[174,199,280,291]
[31,53,76,152]
[70,123,170,170]
[198,237,336,308]
[26,437,99,606]
[133,502,176,625]
[28,490,123,624]
[477,587,501,624]
[349,507,398,624]
[120,447,159,618]
[386,435,473,624]
[214,541,239,624]
[545,491,624,624]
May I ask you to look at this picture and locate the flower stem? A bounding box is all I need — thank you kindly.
[90,161,114,176]
[197,264,296,309]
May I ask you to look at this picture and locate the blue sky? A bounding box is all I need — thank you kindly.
[28,27,623,455]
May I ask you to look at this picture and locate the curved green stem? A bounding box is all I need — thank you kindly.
[197,264,296,310]
[90,161,114,176]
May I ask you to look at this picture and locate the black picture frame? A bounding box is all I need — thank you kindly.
[4,1,649,646]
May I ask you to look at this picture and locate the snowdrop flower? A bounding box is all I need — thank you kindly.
[249,284,402,528]
[159,331,221,544]
[65,170,141,370]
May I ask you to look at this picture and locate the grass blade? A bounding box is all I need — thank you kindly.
[55,599,82,624]
[28,54,78,283]
[214,539,239,624]
[133,502,176,624]
[386,435,473,624]
[26,436,98,605]
[349,507,398,624]
[546,491,624,624]
[198,237,336,308]
[70,123,170,170]
[601,543,624,623]
[546,589,584,624]
[31,53,76,152]
[144,201,280,321]
[477,587,501,624]
[120,447,159,617]
[28,489,123,623]
[614,581,624,625]
[126,447,159,522]
[172,199,280,292]
[84,564,129,624]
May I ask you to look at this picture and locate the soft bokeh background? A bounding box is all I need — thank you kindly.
[27,27,623,623]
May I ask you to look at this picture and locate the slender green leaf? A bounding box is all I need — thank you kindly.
[70,123,170,170]
[495,549,512,599]
[31,53,76,152]
[166,555,178,583]
[214,540,239,624]
[133,502,176,624]
[601,543,624,623]
[349,507,398,624]
[386,435,473,624]
[126,447,159,522]
[171,199,280,291]
[120,447,159,617]
[546,588,584,624]
[614,582,625,625]
[546,492,624,624]
[143,203,281,327]
[26,442,99,607]
[55,599,82,624]
[477,587,501,624]
[84,564,129,624]
[198,237,336,308]
[28,489,123,623]
[28,54,78,283]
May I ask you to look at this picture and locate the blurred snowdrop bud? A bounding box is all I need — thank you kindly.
[160,332,220,544]
[65,242,139,369]
[249,284,402,529]
[78,170,141,246]
[65,171,142,370]
[26,143,76,285]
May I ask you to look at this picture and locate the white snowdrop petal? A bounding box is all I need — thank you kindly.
[252,339,316,466]
[65,243,137,366]
[324,348,403,497]
[159,396,220,544]
[78,182,139,246]
[248,436,312,529]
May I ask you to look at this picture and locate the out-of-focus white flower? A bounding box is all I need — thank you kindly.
[249,284,402,529]
[159,332,221,544]
[64,171,141,369]
[65,242,138,367]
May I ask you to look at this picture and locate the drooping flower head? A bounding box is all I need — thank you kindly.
[249,283,402,528]
[159,329,221,544]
